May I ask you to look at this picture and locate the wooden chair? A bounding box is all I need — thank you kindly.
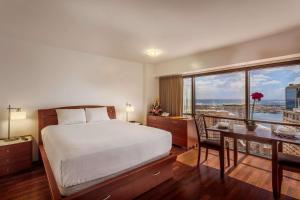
[277,142,300,197]
[194,114,230,168]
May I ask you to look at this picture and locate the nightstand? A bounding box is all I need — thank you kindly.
[0,135,32,177]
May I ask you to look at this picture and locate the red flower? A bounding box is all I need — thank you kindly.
[251,92,264,101]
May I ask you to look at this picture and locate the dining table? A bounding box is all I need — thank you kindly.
[207,124,300,198]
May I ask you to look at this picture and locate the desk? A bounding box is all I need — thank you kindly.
[207,125,300,198]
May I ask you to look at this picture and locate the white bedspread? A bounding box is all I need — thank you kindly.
[41,120,172,195]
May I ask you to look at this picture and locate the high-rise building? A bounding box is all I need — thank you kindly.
[285,84,300,110]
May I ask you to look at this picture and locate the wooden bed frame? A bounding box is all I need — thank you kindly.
[38,105,177,200]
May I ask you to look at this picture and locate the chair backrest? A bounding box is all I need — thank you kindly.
[193,114,209,141]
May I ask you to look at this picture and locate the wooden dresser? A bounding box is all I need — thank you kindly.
[0,136,32,177]
[147,115,197,149]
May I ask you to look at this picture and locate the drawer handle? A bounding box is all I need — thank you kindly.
[6,149,10,153]
[153,171,161,176]
[5,159,10,163]
[102,194,111,200]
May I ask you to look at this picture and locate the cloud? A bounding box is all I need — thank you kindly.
[192,65,300,100]
[251,74,272,87]
[195,73,245,99]
[261,80,281,85]
[288,65,300,73]
[257,65,300,74]
[290,77,300,84]
[251,73,282,87]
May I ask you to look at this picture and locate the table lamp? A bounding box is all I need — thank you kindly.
[126,103,134,121]
[5,105,27,142]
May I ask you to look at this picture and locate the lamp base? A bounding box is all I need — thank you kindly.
[3,137,19,142]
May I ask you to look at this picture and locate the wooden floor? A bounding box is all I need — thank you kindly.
[1,147,300,200]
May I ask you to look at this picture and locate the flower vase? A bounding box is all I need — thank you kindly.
[246,121,257,131]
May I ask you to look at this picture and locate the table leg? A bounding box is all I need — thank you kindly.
[234,138,238,166]
[220,133,225,179]
[272,140,279,198]
[278,142,283,153]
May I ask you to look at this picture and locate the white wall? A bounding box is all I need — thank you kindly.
[154,27,300,76]
[143,64,159,122]
[0,35,151,160]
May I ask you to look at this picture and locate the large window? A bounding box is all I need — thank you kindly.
[183,63,300,122]
[183,62,300,158]
[195,72,245,118]
[249,65,300,123]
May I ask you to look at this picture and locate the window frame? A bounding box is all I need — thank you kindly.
[182,60,300,122]
[182,76,194,115]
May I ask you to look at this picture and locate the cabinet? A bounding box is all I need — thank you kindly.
[0,136,32,177]
[147,115,197,149]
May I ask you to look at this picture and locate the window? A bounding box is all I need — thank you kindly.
[195,72,245,118]
[182,62,300,158]
[249,64,300,122]
[183,77,192,114]
[183,63,300,122]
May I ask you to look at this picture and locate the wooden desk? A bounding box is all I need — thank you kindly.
[207,125,300,198]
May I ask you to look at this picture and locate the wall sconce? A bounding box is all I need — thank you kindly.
[5,105,27,142]
[125,103,134,121]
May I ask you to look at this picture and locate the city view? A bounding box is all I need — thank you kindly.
[183,65,300,157]
[184,65,300,124]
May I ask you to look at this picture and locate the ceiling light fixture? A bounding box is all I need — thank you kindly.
[144,48,162,57]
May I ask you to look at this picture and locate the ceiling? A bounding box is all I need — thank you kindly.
[1,0,300,64]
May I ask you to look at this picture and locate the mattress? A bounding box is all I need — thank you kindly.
[41,120,172,196]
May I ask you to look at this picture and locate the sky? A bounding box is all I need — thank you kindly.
[194,64,300,100]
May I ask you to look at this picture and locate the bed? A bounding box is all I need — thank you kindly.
[38,105,176,200]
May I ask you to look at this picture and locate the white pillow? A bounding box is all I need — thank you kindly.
[85,107,110,122]
[56,109,86,125]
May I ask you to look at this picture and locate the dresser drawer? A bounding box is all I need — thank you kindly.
[147,122,160,129]
[77,155,176,200]
[169,119,186,128]
[107,157,174,200]
[172,135,187,147]
[147,115,162,123]
[147,117,171,132]
[0,160,32,176]
[171,126,187,137]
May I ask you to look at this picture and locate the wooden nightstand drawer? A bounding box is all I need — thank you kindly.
[0,160,32,177]
[0,154,32,167]
[0,142,32,159]
[0,136,33,177]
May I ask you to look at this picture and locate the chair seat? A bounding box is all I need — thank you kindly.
[200,139,221,149]
[278,152,300,168]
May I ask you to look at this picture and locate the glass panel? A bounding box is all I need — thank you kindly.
[183,77,192,114]
[249,64,300,123]
[195,72,246,118]
[249,64,300,157]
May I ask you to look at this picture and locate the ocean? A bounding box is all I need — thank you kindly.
[196,99,285,122]
[253,112,283,122]
[196,99,285,106]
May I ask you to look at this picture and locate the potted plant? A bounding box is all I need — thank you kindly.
[246,92,264,131]
[149,99,162,116]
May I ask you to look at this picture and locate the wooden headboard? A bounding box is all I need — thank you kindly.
[38,105,116,145]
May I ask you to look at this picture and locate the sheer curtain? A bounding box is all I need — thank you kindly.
[159,75,183,116]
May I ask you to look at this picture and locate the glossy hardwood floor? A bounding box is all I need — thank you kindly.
[1,147,300,200]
